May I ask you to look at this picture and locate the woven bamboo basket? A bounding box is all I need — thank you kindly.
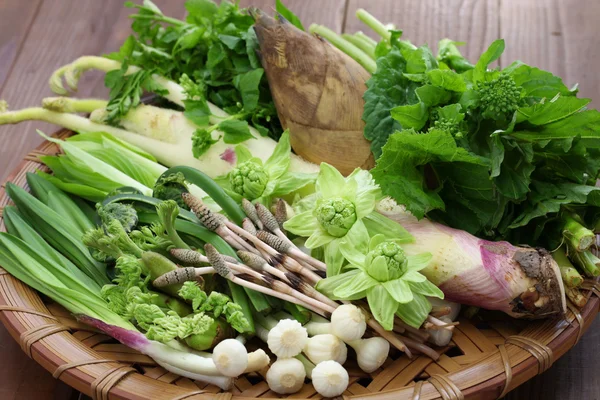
[0,128,599,400]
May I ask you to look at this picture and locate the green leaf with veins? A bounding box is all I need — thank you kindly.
[473,39,504,82]
[219,119,254,144]
[275,0,305,31]
[372,129,489,219]
[391,102,429,130]
[426,69,467,92]
[362,49,420,158]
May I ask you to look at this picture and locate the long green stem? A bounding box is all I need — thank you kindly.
[356,9,391,40]
[129,14,186,27]
[42,97,108,113]
[308,24,377,73]
[342,33,376,59]
[552,247,584,288]
[562,214,595,252]
[571,250,600,277]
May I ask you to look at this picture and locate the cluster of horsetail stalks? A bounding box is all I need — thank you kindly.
[154,193,445,358]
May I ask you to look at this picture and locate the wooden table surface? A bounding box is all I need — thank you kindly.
[1,0,599,399]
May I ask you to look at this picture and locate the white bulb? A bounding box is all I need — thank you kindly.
[266,358,306,394]
[312,360,349,398]
[267,319,308,358]
[304,334,348,365]
[331,304,367,341]
[348,337,390,373]
[212,339,248,377]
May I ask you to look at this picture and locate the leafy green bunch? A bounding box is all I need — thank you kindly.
[316,235,442,329]
[365,34,600,244]
[105,0,282,140]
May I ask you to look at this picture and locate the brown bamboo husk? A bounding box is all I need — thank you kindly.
[0,128,598,399]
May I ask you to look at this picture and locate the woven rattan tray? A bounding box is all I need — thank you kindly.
[0,129,599,400]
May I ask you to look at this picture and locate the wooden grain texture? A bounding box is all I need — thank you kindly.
[0,0,186,183]
[499,0,600,107]
[0,0,42,90]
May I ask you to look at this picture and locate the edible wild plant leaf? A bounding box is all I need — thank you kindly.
[436,39,474,73]
[511,110,600,143]
[516,96,590,125]
[116,0,282,138]
[275,0,305,31]
[219,119,254,144]
[363,49,420,158]
[372,129,489,219]
[192,129,220,158]
[233,69,264,112]
[426,69,467,92]
[414,85,451,107]
[391,102,429,130]
[505,62,576,102]
[473,39,504,82]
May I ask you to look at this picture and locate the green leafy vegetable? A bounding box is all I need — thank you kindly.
[109,0,283,139]
[365,34,600,245]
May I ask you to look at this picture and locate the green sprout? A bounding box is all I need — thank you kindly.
[284,164,413,276]
[316,235,443,329]
[216,131,316,204]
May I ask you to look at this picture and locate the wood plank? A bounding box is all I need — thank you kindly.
[0,0,187,183]
[0,0,42,90]
[344,0,499,61]
[500,0,600,107]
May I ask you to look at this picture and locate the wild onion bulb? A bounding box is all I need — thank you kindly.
[311,360,349,398]
[245,349,271,373]
[266,358,307,394]
[347,337,390,373]
[304,334,348,365]
[427,316,454,347]
[267,319,308,358]
[330,304,367,341]
[212,339,248,377]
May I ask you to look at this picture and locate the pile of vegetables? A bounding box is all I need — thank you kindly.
[266,8,599,307]
[0,0,596,396]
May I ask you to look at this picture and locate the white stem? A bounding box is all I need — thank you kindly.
[305,321,332,336]
[155,360,233,390]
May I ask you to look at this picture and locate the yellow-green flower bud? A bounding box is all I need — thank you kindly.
[315,197,357,237]
[366,242,408,281]
[230,161,269,200]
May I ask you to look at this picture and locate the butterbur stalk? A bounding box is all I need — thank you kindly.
[378,201,566,318]
[552,248,584,288]
[570,250,600,277]
[42,97,107,113]
[341,33,376,60]
[355,9,392,40]
[308,24,377,72]
[562,214,595,252]
[252,10,374,175]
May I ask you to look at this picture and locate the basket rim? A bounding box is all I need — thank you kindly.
[0,128,598,400]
